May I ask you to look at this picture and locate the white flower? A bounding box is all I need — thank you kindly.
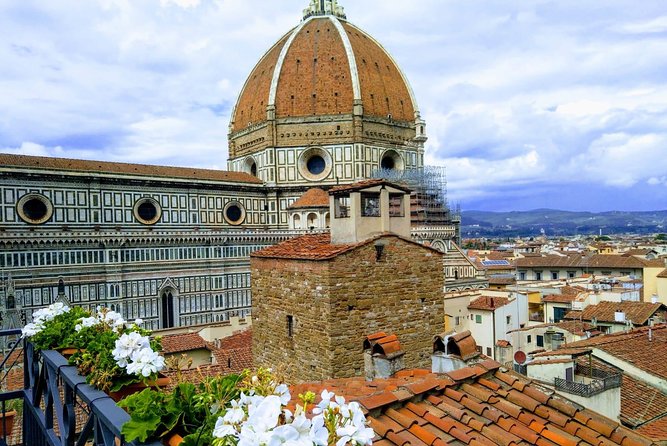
[223,400,246,425]
[76,316,99,331]
[274,383,291,406]
[21,322,44,338]
[335,423,374,446]
[213,417,238,438]
[125,347,165,377]
[313,389,336,414]
[100,310,126,331]
[134,318,143,326]
[112,332,151,368]
[309,415,329,446]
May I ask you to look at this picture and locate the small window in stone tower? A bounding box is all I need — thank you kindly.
[334,195,350,218]
[361,193,380,217]
[389,194,404,217]
[287,315,294,337]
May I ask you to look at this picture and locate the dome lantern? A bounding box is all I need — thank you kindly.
[303,0,346,20]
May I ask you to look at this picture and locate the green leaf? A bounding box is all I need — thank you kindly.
[121,413,163,443]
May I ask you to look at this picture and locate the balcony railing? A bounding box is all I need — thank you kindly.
[554,365,622,398]
[0,329,159,446]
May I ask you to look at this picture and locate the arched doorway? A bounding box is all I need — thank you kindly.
[161,289,176,329]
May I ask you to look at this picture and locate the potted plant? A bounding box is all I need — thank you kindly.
[119,368,374,446]
[69,307,167,398]
[119,373,243,445]
[21,302,90,352]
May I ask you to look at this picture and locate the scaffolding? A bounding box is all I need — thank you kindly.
[371,166,457,226]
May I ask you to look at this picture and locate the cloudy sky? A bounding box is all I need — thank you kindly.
[2,0,667,212]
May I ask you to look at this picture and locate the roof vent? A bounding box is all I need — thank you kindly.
[363,332,404,380]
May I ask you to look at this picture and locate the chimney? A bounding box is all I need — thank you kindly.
[651,295,658,304]
[363,332,405,380]
[432,331,479,373]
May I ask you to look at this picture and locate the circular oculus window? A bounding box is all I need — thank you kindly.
[17,193,53,225]
[223,201,246,226]
[298,148,332,181]
[133,197,162,225]
[380,150,404,171]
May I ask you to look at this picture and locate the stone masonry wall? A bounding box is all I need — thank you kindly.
[251,235,444,383]
[328,236,444,378]
[251,258,333,383]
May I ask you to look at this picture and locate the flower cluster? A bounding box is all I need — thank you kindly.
[112,332,165,377]
[21,302,70,338]
[212,388,373,446]
[74,307,133,333]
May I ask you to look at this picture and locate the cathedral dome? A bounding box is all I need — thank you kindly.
[229,0,421,141]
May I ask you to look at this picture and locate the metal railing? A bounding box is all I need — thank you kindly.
[17,340,160,446]
[0,329,23,446]
[554,366,622,398]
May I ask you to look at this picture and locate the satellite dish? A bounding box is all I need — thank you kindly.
[514,350,527,365]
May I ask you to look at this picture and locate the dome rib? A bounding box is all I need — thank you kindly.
[328,16,361,102]
[268,18,310,107]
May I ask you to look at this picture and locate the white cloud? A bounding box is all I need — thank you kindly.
[1,0,667,210]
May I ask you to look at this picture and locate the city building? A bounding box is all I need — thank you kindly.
[251,181,445,382]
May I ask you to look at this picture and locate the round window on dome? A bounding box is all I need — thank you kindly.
[17,193,53,225]
[224,201,246,226]
[298,148,332,181]
[307,155,326,175]
[133,197,162,225]
[379,150,404,172]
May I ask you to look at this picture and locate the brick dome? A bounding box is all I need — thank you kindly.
[229,7,419,136]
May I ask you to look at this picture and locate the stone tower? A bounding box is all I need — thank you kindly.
[251,180,444,383]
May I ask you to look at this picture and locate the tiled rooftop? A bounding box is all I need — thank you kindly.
[161,332,210,354]
[250,233,362,260]
[288,188,330,209]
[542,294,577,304]
[251,232,437,261]
[289,362,656,446]
[508,321,594,336]
[329,179,411,195]
[468,296,511,311]
[575,301,665,325]
[516,254,659,269]
[0,153,263,184]
[212,329,253,374]
[564,324,667,381]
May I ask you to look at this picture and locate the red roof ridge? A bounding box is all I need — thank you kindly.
[0,152,263,184]
[288,188,330,209]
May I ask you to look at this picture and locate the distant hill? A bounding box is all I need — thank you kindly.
[461,209,667,237]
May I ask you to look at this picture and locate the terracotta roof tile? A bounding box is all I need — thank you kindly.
[250,233,358,260]
[575,301,666,325]
[468,296,511,311]
[329,179,411,194]
[516,253,655,269]
[636,415,667,441]
[565,323,667,381]
[288,188,330,209]
[161,333,209,354]
[0,153,262,184]
[288,363,658,446]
